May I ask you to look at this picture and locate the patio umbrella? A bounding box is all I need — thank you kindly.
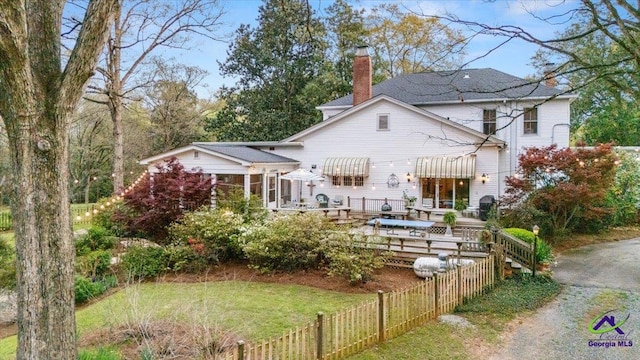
[280,168,324,199]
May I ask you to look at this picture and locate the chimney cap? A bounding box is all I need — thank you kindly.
[355,45,369,57]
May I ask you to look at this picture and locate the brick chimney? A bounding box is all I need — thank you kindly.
[543,63,558,88]
[352,46,372,106]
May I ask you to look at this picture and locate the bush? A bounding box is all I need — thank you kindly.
[75,226,117,256]
[165,244,207,273]
[504,228,553,263]
[0,236,15,289]
[120,245,167,280]
[240,213,335,272]
[76,250,113,279]
[93,198,129,237]
[113,157,213,242]
[323,233,392,284]
[75,275,117,305]
[216,187,268,223]
[168,208,245,263]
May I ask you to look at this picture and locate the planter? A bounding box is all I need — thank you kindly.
[445,224,453,237]
[536,262,551,272]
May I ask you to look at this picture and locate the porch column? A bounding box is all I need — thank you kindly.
[243,174,251,199]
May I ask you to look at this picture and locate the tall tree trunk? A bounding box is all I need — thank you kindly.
[109,95,125,194]
[108,3,125,194]
[10,110,75,359]
[0,1,117,357]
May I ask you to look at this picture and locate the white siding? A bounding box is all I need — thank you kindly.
[269,99,501,207]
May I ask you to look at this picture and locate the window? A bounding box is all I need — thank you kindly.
[523,107,538,134]
[377,114,389,131]
[193,150,199,159]
[354,176,364,187]
[342,176,353,187]
[483,109,496,135]
[331,175,341,186]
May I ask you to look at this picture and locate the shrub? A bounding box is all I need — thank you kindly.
[113,157,213,242]
[165,244,207,273]
[168,208,244,263]
[216,187,268,223]
[120,245,167,280]
[75,226,117,256]
[323,232,392,284]
[240,213,335,272]
[504,228,553,263]
[76,250,113,278]
[93,198,129,237]
[0,236,15,289]
[75,275,117,305]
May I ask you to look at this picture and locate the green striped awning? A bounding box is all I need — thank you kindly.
[415,156,476,179]
[322,157,370,177]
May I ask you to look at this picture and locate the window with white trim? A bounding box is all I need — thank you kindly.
[377,114,389,131]
[523,107,538,134]
[483,109,497,135]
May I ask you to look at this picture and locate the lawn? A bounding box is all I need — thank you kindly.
[348,274,562,359]
[0,281,373,358]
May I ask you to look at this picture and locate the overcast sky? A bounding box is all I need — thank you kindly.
[168,0,577,99]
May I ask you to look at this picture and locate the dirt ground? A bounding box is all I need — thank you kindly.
[159,261,422,293]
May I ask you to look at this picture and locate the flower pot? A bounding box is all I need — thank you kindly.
[445,224,453,237]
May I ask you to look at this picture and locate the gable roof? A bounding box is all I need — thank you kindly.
[284,94,505,146]
[139,143,299,166]
[319,68,575,109]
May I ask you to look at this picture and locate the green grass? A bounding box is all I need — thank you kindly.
[347,321,470,360]
[0,281,373,358]
[348,274,561,359]
[454,274,561,340]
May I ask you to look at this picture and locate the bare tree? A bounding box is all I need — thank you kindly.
[433,1,639,99]
[0,1,117,358]
[86,0,225,193]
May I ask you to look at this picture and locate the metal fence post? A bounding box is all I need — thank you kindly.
[316,312,324,360]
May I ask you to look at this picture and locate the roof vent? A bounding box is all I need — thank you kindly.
[463,73,470,79]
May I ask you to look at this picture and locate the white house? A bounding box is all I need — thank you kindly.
[140,47,576,212]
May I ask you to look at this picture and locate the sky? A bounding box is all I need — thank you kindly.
[170,0,578,99]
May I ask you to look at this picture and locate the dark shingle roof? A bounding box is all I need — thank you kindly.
[194,144,298,163]
[321,68,570,107]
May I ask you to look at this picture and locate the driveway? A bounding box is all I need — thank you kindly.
[488,238,640,360]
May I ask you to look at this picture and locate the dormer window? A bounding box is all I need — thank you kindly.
[377,114,389,131]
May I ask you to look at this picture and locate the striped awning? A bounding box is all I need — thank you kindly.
[415,156,476,179]
[322,157,370,177]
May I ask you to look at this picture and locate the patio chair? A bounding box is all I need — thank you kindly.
[422,198,434,208]
[315,193,329,208]
[332,195,344,206]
